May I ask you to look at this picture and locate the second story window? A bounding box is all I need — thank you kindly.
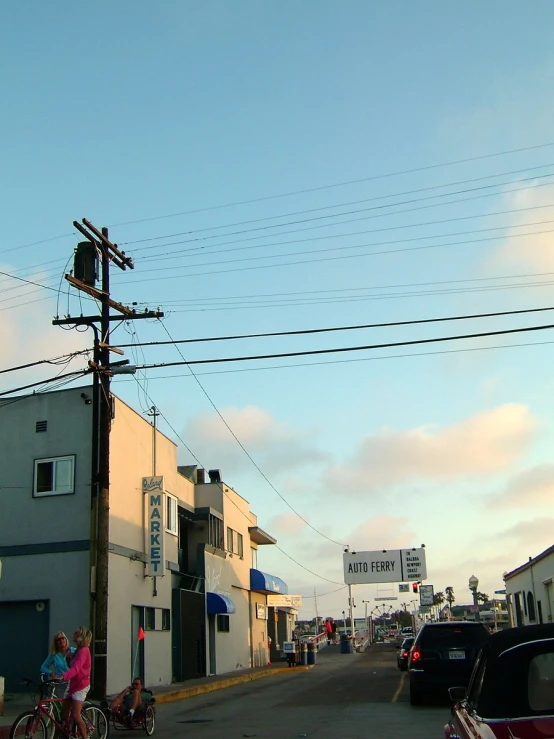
[208,514,223,550]
[251,547,258,569]
[227,527,244,557]
[166,493,178,535]
[33,455,75,497]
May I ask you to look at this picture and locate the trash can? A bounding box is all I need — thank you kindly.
[340,634,353,654]
[306,642,317,665]
[300,641,308,665]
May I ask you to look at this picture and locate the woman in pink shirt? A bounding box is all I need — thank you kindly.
[57,626,92,739]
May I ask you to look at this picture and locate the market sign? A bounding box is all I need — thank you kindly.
[343,548,427,585]
[267,594,303,608]
[143,476,165,577]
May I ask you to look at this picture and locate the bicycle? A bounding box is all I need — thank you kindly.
[10,679,108,739]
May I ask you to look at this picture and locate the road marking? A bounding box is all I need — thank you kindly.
[391,672,406,702]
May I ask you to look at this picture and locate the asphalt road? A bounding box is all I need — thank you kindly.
[152,644,450,739]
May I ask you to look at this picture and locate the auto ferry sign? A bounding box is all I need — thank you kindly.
[343,548,427,585]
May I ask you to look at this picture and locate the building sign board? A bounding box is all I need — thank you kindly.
[283,641,296,653]
[419,584,434,606]
[256,603,267,620]
[267,594,303,608]
[143,476,165,577]
[399,583,409,593]
[343,548,427,585]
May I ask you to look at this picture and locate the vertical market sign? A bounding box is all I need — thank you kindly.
[142,476,165,577]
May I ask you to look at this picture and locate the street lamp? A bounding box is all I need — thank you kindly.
[342,610,346,631]
[469,574,480,622]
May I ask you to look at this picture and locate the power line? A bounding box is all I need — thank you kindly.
[107,337,554,382]
[108,140,554,227]
[156,320,348,548]
[112,207,554,285]
[127,178,554,257]
[0,349,91,376]
[114,304,554,349]
[0,369,89,398]
[122,166,554,246]
[135,322,554,370]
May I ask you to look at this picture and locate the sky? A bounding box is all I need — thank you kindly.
[2,1,554,621]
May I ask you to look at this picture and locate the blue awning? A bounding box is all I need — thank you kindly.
[250,569,288,595]
[207,592,236,614]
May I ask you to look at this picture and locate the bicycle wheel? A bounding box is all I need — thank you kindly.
[83,705,109,739]
[10,712,48,739]
[143,707,155,736]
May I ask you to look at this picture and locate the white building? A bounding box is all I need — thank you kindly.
[504,545,554,626]
[0,386,291,693]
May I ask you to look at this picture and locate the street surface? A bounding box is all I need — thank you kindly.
[154,644,448,739]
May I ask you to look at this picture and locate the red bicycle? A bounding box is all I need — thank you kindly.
[10,679,108,739]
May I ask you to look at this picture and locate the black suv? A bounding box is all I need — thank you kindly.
[408,621,489,705]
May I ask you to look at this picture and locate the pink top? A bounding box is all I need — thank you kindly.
[62,646,91,694]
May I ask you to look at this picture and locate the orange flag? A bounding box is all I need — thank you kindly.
[138,626,145,641]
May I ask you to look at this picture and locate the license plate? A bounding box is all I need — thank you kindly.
[449,650,465,660]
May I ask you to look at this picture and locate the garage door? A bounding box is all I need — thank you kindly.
[0,600,50,691]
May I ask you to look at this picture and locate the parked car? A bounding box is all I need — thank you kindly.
[400,626,414,637]
[397,637,414,671]
[445,624,554,739]
[408,621,489,705]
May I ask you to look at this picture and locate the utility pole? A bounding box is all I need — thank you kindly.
[53,219,163,698]
[313,587,319,634]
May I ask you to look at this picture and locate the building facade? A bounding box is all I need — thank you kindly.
[0,386,290,693]
[504,545,554,627]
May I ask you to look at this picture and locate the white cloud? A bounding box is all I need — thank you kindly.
[487,464,554,509]
[181,405,329,478]
[324,403,537,494]
[487,184,554,273]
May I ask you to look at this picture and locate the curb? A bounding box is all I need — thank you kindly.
[154,665,312,704]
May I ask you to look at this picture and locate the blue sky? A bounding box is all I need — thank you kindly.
[3,1,554,619]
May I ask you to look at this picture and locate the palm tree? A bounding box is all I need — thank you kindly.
[433,591,445,620]
[445,586,455,620]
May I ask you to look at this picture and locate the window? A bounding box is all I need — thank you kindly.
[217,615,230,632]
[527,592,536,622]
[529,653,554,711]
[162,609,171,631]
[226,527,244,557]
[33,456,75,497]
[208,515,223,549]
[145,607,155,630]
[166,493,177,535]
[251,547,258,569]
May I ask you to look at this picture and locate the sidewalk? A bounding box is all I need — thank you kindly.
[0,659,318,737]
[0,646,363,736]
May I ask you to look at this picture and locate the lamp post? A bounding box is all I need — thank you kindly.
[342,610,346,632]
[362,600,371,644]
[469,574,480,621]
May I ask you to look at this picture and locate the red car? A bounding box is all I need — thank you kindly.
[445,624,554,739]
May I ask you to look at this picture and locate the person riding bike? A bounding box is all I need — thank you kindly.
[110,677,150,722]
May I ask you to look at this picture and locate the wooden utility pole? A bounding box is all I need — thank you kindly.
[53,218,163,698]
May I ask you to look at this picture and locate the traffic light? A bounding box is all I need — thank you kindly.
[412,582,418,593]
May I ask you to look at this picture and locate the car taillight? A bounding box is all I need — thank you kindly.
[402,650,409,658]
[411,649,421,662]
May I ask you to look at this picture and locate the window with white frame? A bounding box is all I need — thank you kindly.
[251,547,258,569]
[226,527,243,557]
[33,456,75,497]
[227,526,234,553]
[166,493,178,535]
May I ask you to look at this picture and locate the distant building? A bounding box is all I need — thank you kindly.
[504,545,554,626]
[0,386,291,692]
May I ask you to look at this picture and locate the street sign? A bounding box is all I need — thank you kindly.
[494,589,506,595]
[374,596,398,601]
[399,583,409,592]
[419,584,434,606]
[343,548,427,584]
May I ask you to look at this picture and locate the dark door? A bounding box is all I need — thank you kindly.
[172,589,206,681]
[0,600,50,691]
[131,606,145,680]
